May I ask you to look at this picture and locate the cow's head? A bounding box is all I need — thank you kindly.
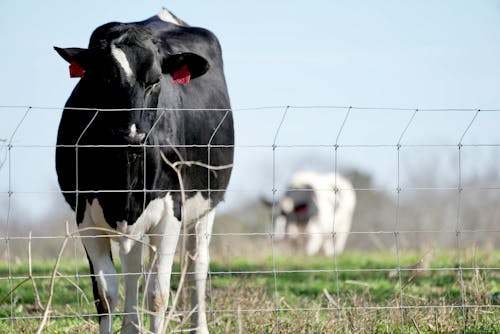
[262,185,318,240]
[55,23,209,142]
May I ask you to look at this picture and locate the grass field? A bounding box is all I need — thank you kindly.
[0,250,499,333]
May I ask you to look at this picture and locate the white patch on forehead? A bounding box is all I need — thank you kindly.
[157,9,181,25]
[111,45,133,81]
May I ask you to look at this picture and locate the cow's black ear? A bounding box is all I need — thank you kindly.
[54,47,88,64]
[162,52,209,80]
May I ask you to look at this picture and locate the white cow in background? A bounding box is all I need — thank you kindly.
[264,171,356,256]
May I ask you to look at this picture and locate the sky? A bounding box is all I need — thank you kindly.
[2,1,500,224]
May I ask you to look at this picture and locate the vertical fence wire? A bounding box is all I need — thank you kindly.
[395,108,418,332]
[5,106,31,332]
[72,230,82,333]
[72,108,101,330]
[206,108,232,324]
[455,109,481,332]
[332,106,352,322]
[142,108,166,320]
[270,105,290,329]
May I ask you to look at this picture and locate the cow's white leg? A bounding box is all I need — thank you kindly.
[333,230,349,255]
[331,210,352,255]
[305,222,323,256]
[185,210,214,334]
[80,202,118,334]
[322,237,335,256]
[119,242,143,334]
[147,216,182,333]
[322,228,348,256]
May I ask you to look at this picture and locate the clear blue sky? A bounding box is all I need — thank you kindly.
[2,1,500,223]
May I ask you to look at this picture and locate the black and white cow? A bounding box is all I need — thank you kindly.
[264,171,356,256]
[54,9,233,334]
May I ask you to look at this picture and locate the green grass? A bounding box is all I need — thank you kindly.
[0,250,499,333]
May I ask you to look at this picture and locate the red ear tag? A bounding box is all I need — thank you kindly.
[172,65,191,85]
[69,61,85,78]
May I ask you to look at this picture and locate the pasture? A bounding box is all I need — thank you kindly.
[1,250,498,333]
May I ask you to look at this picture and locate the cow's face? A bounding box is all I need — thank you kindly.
[55,24,209,142]
[267,186,318,240]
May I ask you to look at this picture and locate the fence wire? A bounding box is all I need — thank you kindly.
[0,105,499,333]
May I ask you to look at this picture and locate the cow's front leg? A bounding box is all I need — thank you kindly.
[330,211,352,255]
[185,210,215,334]
[304,222,324,256]
[119,242,143,334]
[147,216,182,333]
[80,203,118,334]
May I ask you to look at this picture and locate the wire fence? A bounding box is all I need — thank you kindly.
[0,105,499,333]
